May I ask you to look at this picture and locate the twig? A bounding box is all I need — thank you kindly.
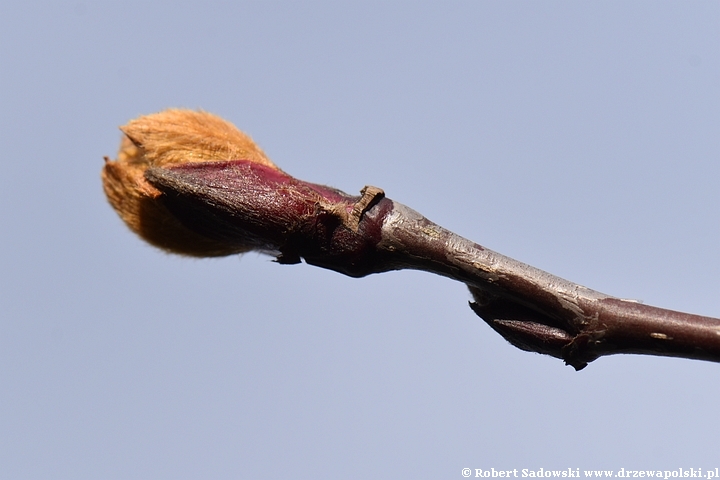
[103,110,720,370]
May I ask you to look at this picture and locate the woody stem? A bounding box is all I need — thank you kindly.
[371,200,720,369]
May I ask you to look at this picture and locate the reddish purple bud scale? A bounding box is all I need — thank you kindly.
[145,160,393,277]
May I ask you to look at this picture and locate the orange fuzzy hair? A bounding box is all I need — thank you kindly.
[102,109,278,256]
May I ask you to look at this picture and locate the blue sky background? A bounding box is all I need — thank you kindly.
[1,2,718,478]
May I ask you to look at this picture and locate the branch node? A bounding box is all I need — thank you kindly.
[347,185,385,232]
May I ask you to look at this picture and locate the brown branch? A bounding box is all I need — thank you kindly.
[102,110,720,370]
[370,202,720,369]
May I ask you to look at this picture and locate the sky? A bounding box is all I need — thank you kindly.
[1,2,719,479]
